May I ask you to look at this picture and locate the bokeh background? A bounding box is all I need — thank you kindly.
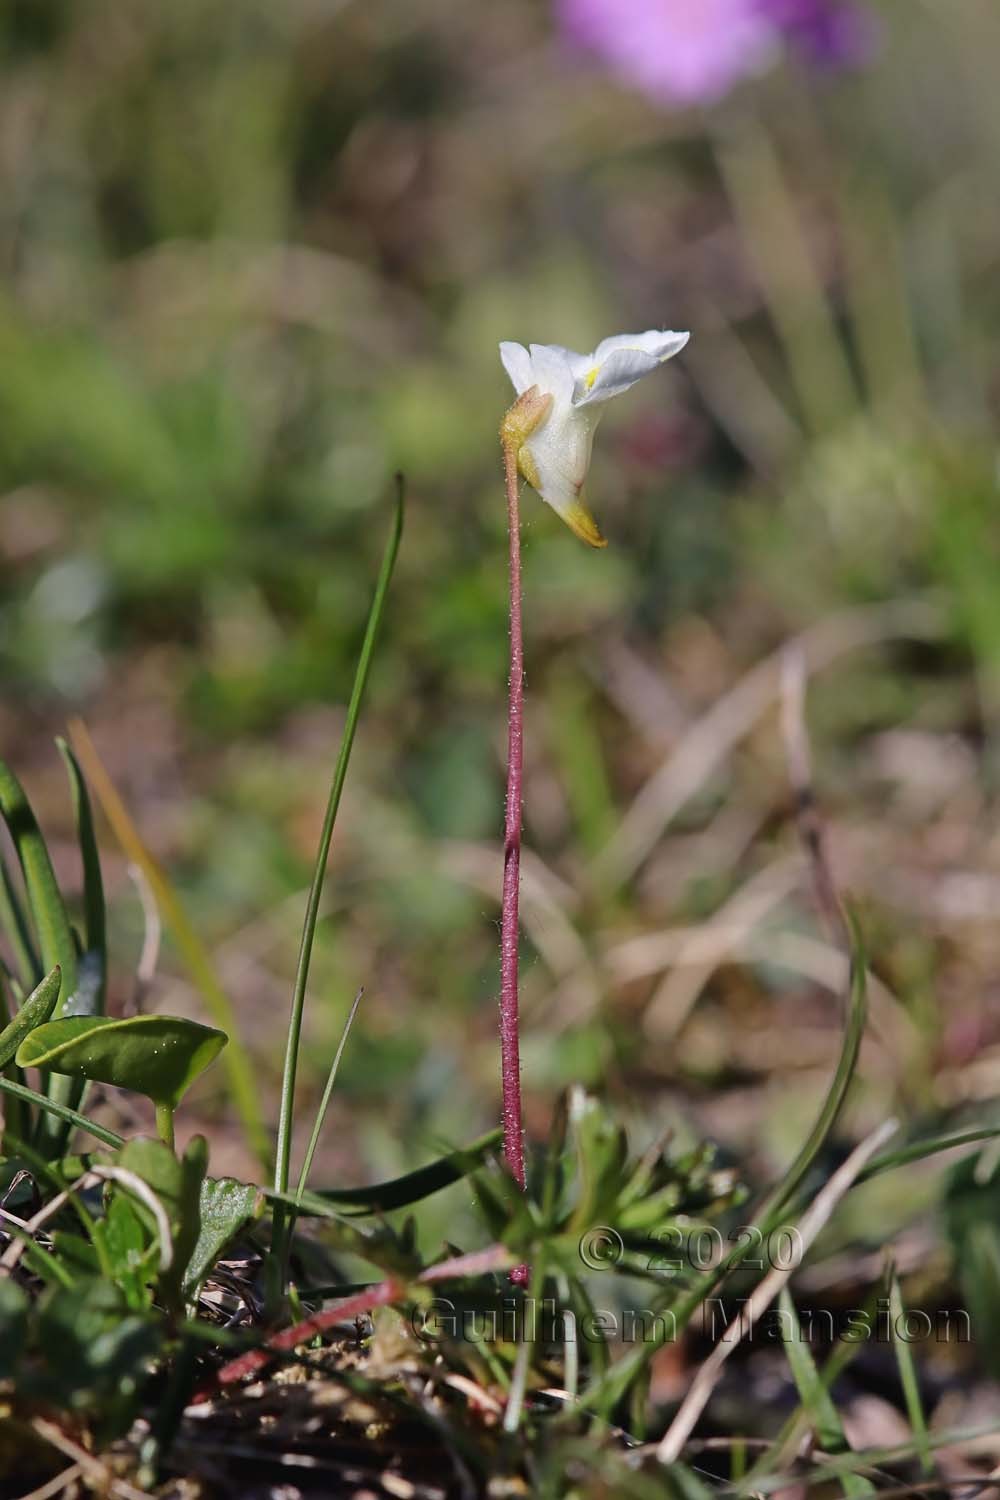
[3,0,1000,1259]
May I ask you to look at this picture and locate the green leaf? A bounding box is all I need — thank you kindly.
[101,1193,157,1310]
[16,1014,227,1109]
[113,1135,208,1310]
[0,965,62,1069]
[34,1279,162,1429]
[56,738,107,1016]
[184,1175,261,1298]
[52,1230,102,1279]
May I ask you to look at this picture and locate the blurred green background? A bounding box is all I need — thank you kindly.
[2,0,1000,1212]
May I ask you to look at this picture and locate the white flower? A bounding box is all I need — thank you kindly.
[499,329,689,546]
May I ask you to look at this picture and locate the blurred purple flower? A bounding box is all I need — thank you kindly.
[759,0,879,67]
[556,0,877,107]
[557,0,777,106]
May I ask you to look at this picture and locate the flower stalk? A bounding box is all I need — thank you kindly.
[498,388,552,1191]
[494,332,689,1196]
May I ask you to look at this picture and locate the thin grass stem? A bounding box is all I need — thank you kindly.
[272,481,404,1254]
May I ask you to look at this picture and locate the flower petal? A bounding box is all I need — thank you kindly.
[519,399,604,532]
[527,343,576,405]
[499,341,533,395]
[573,347,660,405]
[543,343,594,383]
[574,330,690,406]
[593,329,690,364]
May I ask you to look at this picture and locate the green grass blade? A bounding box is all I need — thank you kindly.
[0,967,26,1147]
[280,988,366,1266]
[273,480,404,1209]
[777,1288,874,1498]
[57,737,107,1014]
[759,916,868,1222]
[294,989,365,1206]
[743,1285,880,1483]
[0,851,41,993]
[858,1125,1000,1182]
[67,718,270,1168]
[887,1267,933,1478]
[0,760,79,1017]
[0,1075,123,1149]
[738,1420,1000,1497]
[0,758,82,1151]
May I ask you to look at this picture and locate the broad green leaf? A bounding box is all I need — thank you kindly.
[101,1193,157,1310]
[17,1014,227,1109]
[185,1175,262,1298]
[0,966,61,1069]
[114,1134,208,1309]
[57,738,107,1016]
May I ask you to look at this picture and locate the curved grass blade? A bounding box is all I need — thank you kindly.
[581,913,869,1416]
[0,965,61,1069]
[272,479,404,1261]
[0,1075,123,1149]
[57,737,106,1015]
[271,1125,502,1218]
[66,719,269,1168]
[857,1124,1000,1182]
[757,915,868,1223]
